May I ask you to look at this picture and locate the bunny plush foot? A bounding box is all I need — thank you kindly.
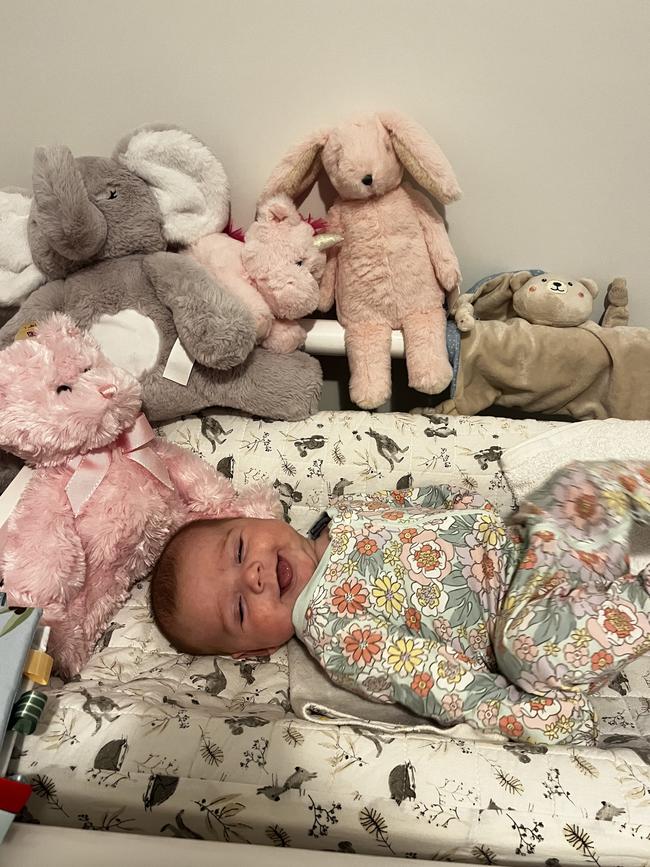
[349,372,392,410]
[402,310,452,395]
[345,323,392,409]
[408,359,453,396]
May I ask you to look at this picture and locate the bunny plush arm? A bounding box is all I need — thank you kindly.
[2,472,86,609]
[405,186,461,293]
[144,252,257,371]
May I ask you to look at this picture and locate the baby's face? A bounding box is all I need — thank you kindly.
[172,517,324,656]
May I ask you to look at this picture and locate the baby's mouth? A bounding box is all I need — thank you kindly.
[277,555,293,596]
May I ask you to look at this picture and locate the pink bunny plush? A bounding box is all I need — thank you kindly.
[0,314,280,676]
[262,112,462,408]
[190,194,341,353]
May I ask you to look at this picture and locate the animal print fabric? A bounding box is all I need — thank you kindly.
[10,412,650,864]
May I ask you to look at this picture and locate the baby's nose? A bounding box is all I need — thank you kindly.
[246,560,266,592]
[361,174,373,186]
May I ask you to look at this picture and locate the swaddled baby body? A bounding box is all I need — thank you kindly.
[150,461,650,745]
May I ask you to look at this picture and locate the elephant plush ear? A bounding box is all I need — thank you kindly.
[113,124,230,245]
[0,188,46,306]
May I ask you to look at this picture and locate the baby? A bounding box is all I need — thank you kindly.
[150,461,650,746]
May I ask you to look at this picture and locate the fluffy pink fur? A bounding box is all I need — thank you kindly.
[262,112,462,408]
[0,315,281,676]
[190,194,328,353]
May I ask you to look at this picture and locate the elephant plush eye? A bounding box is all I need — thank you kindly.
[56,384,72,393]
[108,189,118,200]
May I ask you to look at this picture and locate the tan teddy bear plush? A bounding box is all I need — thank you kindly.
[453,270,606,331]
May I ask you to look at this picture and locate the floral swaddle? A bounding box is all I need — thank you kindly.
[292,463,650,745]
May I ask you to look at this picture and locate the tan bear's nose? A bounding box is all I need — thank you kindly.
[362,174,373,186]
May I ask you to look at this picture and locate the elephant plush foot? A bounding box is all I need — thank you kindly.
[142,349,322,422]
[239,349,322,419]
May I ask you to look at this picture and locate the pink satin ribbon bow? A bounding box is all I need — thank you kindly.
[65,413,173,516]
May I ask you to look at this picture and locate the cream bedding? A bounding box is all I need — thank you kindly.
[11,411,650,865]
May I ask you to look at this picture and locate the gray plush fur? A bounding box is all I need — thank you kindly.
[1,142,322,424]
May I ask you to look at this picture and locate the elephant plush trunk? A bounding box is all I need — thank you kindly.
[31,145,107,262]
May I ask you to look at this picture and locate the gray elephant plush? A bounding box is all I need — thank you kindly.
[0,125,322,423]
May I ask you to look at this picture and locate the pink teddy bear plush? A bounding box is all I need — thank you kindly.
[190,194,341,353]
[0,314,280,676]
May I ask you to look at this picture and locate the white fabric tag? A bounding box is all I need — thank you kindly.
[162,337,194,386]
[0,465,34,531]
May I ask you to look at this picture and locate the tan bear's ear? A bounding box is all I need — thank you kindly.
[509,271,535,292]
[579,278,599,299]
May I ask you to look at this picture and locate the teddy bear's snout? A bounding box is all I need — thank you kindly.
[550,282,567,293]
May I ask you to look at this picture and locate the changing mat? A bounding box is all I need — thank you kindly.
[9,411,650,865]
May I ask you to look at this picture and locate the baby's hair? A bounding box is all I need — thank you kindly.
[149,519,222,655]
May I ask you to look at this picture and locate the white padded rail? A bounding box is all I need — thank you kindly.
[300,318,405,357]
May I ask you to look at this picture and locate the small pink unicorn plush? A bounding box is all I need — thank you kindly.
[0,314,280,676]
[191,194,341,353]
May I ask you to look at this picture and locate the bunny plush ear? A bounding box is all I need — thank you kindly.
[113,124,230,244]
[378,111,461,205]
[260,129,329,201]
[0,188,46,306]
[256,193,302,226]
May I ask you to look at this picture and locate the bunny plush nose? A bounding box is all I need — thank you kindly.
[99,384,117,399]
[361,174,373,186]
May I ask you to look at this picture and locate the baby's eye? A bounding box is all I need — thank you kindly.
[237,538,243,563]
[56,384,72,394]
[295,259,304,267]
[238,597,245,626]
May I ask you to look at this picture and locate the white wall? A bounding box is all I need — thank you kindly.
[2,0,648,323]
